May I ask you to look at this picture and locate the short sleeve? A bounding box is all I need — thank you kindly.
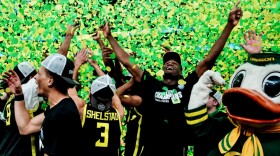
[184,71,199,88]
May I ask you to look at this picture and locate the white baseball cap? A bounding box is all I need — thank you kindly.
[41,54,79,86]
[90,74,116,100]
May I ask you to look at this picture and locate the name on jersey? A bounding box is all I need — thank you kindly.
[154,90,182,103]
[86,110,119,121]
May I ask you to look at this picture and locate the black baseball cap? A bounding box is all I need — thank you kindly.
[163,52,182,67]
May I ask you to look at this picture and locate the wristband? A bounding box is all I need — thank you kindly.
[14,94,24,101]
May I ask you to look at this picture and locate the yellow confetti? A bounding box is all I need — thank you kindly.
[5,88,10,93]
[156,70,164,77]
[242,11,252,19]
[29,0,37,6]
[106,66,112,72]
[55,4,62,10]
[151,31,158,38]
[178,79,186,85]
[193,2,199,9]
[37,28,45,34]
[84,87,90,92]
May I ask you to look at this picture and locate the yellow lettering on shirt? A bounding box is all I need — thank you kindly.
[86,110,119,121]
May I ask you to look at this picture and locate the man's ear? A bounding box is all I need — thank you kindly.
[213,100,219,106]
[48,76,54,87]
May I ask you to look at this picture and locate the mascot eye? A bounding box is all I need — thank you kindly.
[262,72,280,98]
[231,70,246,88]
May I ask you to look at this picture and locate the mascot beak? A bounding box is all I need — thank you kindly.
[223,88,280,124]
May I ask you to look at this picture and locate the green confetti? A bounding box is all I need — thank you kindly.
[162,86,168,91]
[91,55,97,60]
[110,53,116,59]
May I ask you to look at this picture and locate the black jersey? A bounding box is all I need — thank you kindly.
[124,107,144,156]
[0,95,41,156]
[40,98,83,156]
[82,104,122,156]
[140,70,199,156]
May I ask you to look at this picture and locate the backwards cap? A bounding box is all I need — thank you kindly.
[90,75,116,100]
[210,89,222,104]
[14,61,36,84]
[41,54,79,86]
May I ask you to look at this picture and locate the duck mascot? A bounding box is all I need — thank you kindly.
[185,52,280,156]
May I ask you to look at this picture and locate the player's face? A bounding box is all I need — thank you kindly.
[206,96,216,109]
[34,66,51,97]
[163,59,182,76]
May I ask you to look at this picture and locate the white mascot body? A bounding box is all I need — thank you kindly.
[186,53,280,156]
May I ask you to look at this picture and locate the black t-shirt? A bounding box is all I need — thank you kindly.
[123,81,145,156]
[40,98,83,156]
[0,96,41,156]
[140,70,198,156]
[82,105,121,156]
[124,107,144,156]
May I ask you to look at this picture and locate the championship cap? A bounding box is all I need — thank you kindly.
[41,54,79,86]
[14,61,36,84]
[210,89,222,104]
[163,52,182,67]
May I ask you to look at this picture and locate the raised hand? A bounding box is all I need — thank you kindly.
[102,22,112,38]
[102,47,114,60]
[86,48,98,66]
[92,31,101,41]
[74,48,88,67]
[66,21,80,37]
[188,70,225,110]
[240,30,262,54]
[2,70,22,95]
[228,0,243,27]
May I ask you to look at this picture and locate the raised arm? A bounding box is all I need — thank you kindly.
[58,21,79,56]
[87,48,105,77]
[116,78,142,107]
[196,0,242,77]
[92,31,117,73]
[103,23,143,82]
[73,48,88,82]
[240,30,262,54]
[92,30,106,50]
[3,70,44,135]
[92,30,125,87]
[112,93,125,120]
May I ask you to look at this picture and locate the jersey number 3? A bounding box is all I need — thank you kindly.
[96,122,109,147]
